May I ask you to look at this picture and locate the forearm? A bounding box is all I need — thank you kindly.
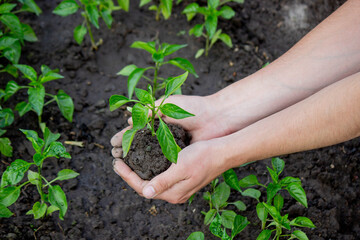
[209,0,360,132]
[217,72,360,169]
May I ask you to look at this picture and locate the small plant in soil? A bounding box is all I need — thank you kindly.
[140,0,181,21]
[109,41,197,179]
[0,64,74,133]
[182,0,243,58]
[53,0,129,50]
[0,127,79,220]
[201,179,250,239]
[0,0,41,77]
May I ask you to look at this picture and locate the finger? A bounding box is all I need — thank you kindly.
[111,147,123,158]
[113,158,148,195]
[141,164,188,199]
[110,126,132,147]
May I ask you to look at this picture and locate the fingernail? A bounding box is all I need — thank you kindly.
[112,158,118,167]
[143,186,156,198]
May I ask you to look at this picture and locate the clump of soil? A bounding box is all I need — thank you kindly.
[123,120,191,180]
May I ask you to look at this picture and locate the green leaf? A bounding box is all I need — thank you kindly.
[33,153,44,166]
[168,57,198,78]
[160,0,172,19]
[4,81,20,102]
[221,210,236,229]
[28,85,45,116]
[48,185,67,220]
[73,25,87,45]
[0,137,12,157]
[256,229,272,240]
[266,183,281,204]
[290,217,316,228]
[1,159,31,188]
[22,23,37,42]
[273,194,284,212]
[21,0,42,15]
[117,64,137,76]
[231,215,249,238]
[53,0,79,16]
[195,49,204,59]
[27,170,40,185]
[242,188,261,201]
[212,182,230,209]
[128,68,146,99]
[15,101,32,117]
[0,4,17,14]
[165,72,188,97]
[100,8,113,29]
[43,127,60,151]
[0,36,18,50]
[208,0,220,9]
[156,118,179,163]
[232,0,245,3]
[0,186,20,207]
[256,202,268,225]
[280,176,301,187]
[152,52,164,63]
[219,6,235,19]
[2,64,18,78]
[109,95,131,111]
[182,3,199,14]
[3,41,21,64]
[117,0,129,11]
[205,14,217,39]
[0,13,23,39]
[219,33,232,48]
[267,166,278,184]
[262,203,281,221]
[186,231,204,240]
[222,168,241,191]
[55,90,74,122]
[45,142,71,159]
[238,174,259,188]
[46,205,59,215]
[272,157,285,175]
[122,129,137,157]
[189,24,204,38]
[162,44,187,56]
[139,0,152,7]
[132,103,149,130]
[20,129,44,153]
[32,201,47,219]
[0,108,14,128]
[209,214,225,239]
[14,64,37,82]
[86,5,100,29]
[0,204,13,218]
[204,209,216,225]
[130,41,156,54]
[39,67,64,83]
[291,230,309,240]
[160,103,194,119]
[56,169,79,181]
[287,182,308,208]
[135,88,153,105]
[230,200,246,211]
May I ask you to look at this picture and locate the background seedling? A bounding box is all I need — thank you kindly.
[140,0,181,21]
[53,0,129,50]
[182,0,244,58]
[0,127,79,220]
[109,41,198,164]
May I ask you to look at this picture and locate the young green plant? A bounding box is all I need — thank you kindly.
[0,0,41,77]
[140,0,182,21]
[182,0,244,58]
[1,64,74,132]
[110,41,197,163]
[53,0,129,50]
[0,127,79,220]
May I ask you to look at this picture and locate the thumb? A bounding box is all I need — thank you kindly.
[142,166,183,199]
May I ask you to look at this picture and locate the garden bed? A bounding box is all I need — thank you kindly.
[2,0,359,239]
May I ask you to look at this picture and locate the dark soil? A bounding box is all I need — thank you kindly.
[1,0,358,240]
[124,121,190,180]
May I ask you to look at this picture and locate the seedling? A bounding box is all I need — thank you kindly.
[0,0,41,77]
[109,41,198,163]
[0,64,74,132]
[0,127,79,220]
[223,158,316,240]
[140,0,181,21]
[182,0,244,58]
[53,0,129,50]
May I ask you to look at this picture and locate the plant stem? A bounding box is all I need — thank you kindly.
[156,7,161,21]
[153,62,160,97]
[85,15,97,50]
[37,166,45,203]
[44,98,56,107]
[205,35,210,56]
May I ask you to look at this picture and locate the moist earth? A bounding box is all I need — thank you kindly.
[124,122,190,180]
[1,0,358,240]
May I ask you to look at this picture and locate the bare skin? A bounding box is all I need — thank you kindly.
[111,0,360,203]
